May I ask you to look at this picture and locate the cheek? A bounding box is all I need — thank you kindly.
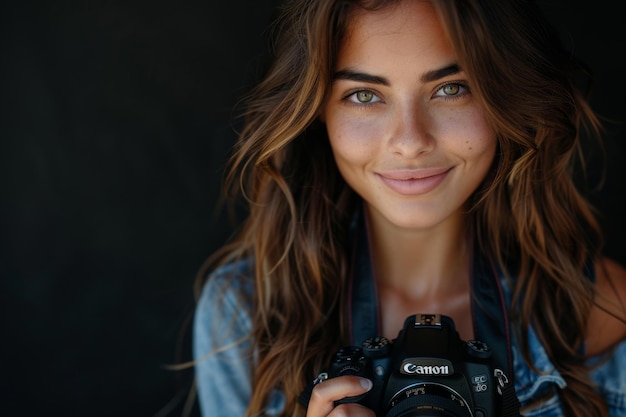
[326,116,382,164]
[439,109,496,158]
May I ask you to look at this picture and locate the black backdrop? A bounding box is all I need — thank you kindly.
[1,1,624,416]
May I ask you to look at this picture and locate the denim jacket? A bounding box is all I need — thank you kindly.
[193,257,626,416]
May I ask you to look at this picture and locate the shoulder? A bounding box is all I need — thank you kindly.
[192,258,259,416]
[585,256,626,357]
[197,258,255,310]
[193,257,256,349]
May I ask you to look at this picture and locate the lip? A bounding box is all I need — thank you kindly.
[377,167,452,195]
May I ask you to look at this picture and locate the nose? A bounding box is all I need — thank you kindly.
[388,100,434,157]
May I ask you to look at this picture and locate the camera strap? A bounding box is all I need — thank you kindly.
[347,208,382,347]
[470,250,514,381]
[471,253,522,415]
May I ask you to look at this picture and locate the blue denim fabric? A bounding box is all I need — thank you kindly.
[589,341,626,416]
[511,325,567,416]
[193,259,286,416]
[193,258,626,416]
[503,279,626,416]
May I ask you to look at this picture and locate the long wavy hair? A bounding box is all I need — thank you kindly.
[197,0,621,415]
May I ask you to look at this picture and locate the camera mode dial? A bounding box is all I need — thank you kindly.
[361,336,391,358]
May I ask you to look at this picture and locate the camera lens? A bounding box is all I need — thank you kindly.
[384,383,472,417]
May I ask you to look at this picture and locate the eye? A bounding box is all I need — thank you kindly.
[433,82,469,99]
[442,84,460,95]
[346,89,382,104]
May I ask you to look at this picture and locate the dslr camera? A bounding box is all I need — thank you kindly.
[303,313,516,417]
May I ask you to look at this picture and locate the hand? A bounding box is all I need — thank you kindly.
[305,375,375,416]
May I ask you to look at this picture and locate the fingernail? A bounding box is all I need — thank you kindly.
[360,378,373,391]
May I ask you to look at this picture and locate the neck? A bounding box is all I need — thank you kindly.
[365,205,472,298]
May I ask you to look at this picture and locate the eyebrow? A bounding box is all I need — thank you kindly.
[333,69,390,85]
[333,63,461,85]
[421,64,460,83]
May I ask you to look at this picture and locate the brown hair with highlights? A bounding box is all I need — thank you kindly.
[197,0,622,415]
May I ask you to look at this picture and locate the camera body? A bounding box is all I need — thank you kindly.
[323,314,501,417]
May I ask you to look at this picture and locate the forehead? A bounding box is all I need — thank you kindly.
[338,0,455,69]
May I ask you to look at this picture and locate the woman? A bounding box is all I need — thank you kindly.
[193,0,626,416]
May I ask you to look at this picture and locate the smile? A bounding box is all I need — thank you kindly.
[377,168,451,196]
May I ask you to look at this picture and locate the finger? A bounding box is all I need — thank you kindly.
[306,376,373,417]
[331,402,376,417]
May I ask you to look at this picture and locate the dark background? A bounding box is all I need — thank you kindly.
[1,0,624,416]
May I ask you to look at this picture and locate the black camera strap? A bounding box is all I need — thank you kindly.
[347,209,381,347]
[470,250,514,381]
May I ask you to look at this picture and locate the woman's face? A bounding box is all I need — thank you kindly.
[322,0,497,231]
